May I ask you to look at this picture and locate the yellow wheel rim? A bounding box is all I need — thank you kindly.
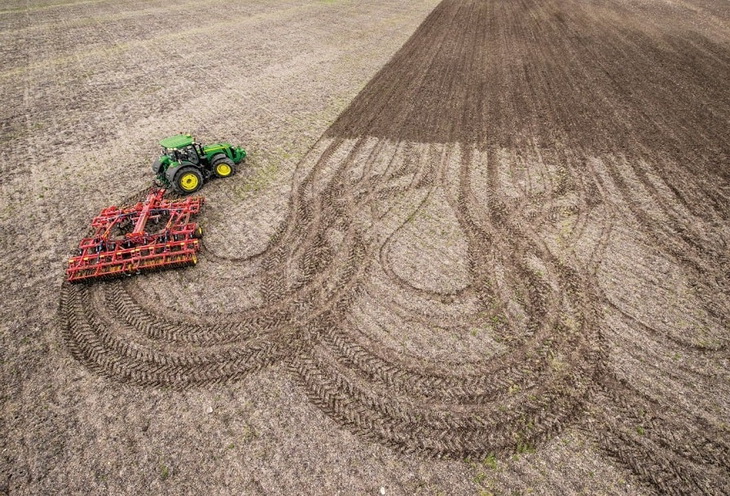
[180,172,200,191]
[216,163,232,177]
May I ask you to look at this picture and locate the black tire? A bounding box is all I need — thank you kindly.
[211,155,236,178]
[152,158,163,174]
[173,167,203,194]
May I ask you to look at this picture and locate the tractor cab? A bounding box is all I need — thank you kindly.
[160,134,202,164]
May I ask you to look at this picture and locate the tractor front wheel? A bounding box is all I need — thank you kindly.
[212,156,235,178]
[174,167,203,194]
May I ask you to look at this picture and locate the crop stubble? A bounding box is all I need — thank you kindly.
[60,0,729,494]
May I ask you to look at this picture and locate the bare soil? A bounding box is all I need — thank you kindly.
[2,0,729,495]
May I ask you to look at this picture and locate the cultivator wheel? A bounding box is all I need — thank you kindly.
[66,188,205,283]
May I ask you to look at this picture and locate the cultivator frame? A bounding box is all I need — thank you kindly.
[66,188,204,283]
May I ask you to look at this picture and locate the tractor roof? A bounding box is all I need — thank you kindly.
[159,134,194,149]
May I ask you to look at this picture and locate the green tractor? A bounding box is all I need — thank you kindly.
[152,134,247,194]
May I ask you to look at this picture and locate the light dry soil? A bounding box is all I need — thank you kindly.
[2,0,729,495]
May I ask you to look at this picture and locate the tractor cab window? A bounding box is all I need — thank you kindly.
[194,143,205,159]
[175,145,200,165]
[165,148,181,162]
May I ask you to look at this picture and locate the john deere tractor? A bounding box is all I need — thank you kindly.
[152,134,247,194]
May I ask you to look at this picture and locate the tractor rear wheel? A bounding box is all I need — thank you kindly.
[212,156,235,178]
[174,167,203,194]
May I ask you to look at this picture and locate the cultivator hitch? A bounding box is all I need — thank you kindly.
[66,188,204,283]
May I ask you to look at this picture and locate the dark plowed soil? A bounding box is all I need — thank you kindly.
[329,0,729,172]
[53,0,729,494]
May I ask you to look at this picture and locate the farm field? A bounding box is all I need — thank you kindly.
[2,0,729,494]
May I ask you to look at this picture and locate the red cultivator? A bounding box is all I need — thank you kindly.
[66,188,204,283]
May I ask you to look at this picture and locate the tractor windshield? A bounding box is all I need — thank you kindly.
[163,148,178,162]
[167,145,199,164]
[171,146,200,164]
